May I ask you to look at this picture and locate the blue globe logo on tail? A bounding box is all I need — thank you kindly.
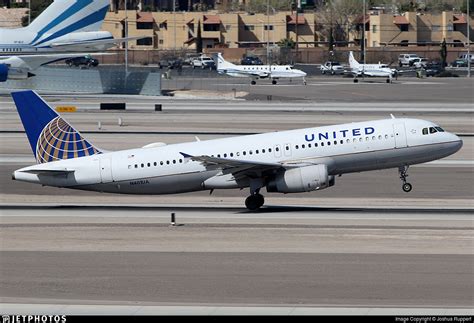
[11,90,102,164]
[36,116,100,164]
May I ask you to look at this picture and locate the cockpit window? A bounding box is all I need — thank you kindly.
[422,128,428,135]
[429,127,437,134]
[435,127,445,132]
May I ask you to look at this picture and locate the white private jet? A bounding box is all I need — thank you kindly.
[216,53,307,85]
[0,0,135,82]
[349,51,397,83]
[11,91,462,210]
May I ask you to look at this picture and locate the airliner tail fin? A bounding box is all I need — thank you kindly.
[27,0,110,46]
[11,90,102,164]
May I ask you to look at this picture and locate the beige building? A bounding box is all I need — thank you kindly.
[351,11,472,48]
[103,10,316,50]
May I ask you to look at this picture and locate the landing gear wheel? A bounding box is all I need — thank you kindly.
[245,195,262,211]
[386,78,391,83]
[402,183,413,193]
[272,80,277,85]
[353,78,359,83]
[251,80,256,85]
[255,194,264,208]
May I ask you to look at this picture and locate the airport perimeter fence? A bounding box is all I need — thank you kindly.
[160,66,252,98]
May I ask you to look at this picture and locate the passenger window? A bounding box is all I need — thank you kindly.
[262,149,265,153]
[269,148,272,152]
[327,142,331,146]
[294,145,298,149]
[230,153,234,157]
[147,163,151,167]
[135,164,138,168]
[160,161,163,165]
[154,162,157,166]
[302,144,305,149]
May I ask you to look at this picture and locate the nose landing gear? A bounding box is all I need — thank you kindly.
[399,165,413,192]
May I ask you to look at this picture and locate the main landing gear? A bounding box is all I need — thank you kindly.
[245,193,265,211]
[245,180,265,211]
[399,165,413,192]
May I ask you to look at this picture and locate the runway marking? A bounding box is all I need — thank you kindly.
[0,303,472,315]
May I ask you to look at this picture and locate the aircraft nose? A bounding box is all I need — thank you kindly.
[449,134,463,154]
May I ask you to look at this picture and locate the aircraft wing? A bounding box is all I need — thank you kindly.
[180,152,311,178]
[225,70,270,78]
[50,37,145,51]
[1,54,88,70]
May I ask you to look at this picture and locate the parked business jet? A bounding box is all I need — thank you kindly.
[216,53,307,85]
[11,91,462,210]
[0,0,133,82]
[349,51,397,83]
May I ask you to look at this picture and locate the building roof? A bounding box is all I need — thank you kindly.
[203,15,221,24]
[393,15,409,25]
[0,8,28,28]
[353,14,370,25]
[137,12,154,23]
[453,14,467,24]
[287,14,306,25]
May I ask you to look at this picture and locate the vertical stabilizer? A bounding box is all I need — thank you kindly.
[11,90,102,164]
[349,51,360,69]
[216,53,236,70]
[27,0,110,46]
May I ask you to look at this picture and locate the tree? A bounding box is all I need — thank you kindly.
[277,37,295,49]
[315,0,362,49]
[196,20,203,53]
[439,38,447,70]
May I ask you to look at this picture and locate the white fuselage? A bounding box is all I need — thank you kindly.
[353,64,394,77]
[0,29,114,54]
[219,64,307,79]
[13,118,462,195]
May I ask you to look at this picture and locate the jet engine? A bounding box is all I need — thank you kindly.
[266,164,335,193]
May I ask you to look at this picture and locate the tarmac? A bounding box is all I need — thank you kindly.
[0,76,473,315]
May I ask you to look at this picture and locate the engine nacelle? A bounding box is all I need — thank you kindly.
[266,164,335,193]
[0,64,8,82]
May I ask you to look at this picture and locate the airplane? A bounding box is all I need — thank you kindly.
[0,0,136,82]
[11,91,462,211]
[348,51,398,83]
[216,53,307,85]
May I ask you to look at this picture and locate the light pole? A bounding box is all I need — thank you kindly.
[124,0,128,73]
[362,0,366,80]
[173,0,176,52]
[28,0,31,25]
[467,0,471,78]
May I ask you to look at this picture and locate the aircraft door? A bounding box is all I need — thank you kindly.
[393,123,408,148]
[99,157,113,183]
